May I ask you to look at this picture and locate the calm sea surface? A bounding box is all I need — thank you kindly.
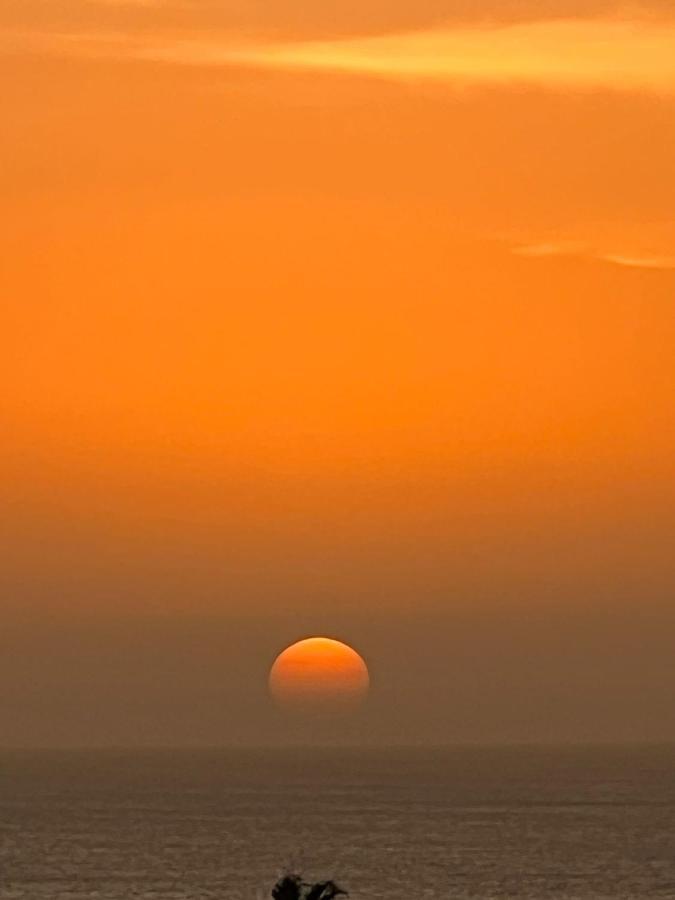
[1,746,674,899]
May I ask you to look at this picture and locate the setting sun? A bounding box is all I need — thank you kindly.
[269,637,370,709]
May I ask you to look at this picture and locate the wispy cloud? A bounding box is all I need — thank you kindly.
[5,17,675,94]
[513,242,675,270]
[513,243,586,259]
[132,19,675,93]
[600,253,675,270]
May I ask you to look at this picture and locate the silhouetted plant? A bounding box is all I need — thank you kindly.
[272,874,347,900]
[305,880,347,900]
[272,874,304,900]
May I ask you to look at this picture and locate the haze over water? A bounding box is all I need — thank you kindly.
[2,746,675,900]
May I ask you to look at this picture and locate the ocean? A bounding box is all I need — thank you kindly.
[1,746,674,899]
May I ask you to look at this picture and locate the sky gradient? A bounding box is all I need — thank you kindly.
[1,0,674,746]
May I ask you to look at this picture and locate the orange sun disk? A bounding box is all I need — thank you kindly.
[269,637,370,708]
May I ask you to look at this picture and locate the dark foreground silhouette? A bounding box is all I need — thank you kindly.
[273,874,347,900]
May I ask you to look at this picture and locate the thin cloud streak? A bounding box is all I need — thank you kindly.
[513,243,675,270]
[134,19,675,92]
[600,253,675,270]
[513,243,586,259]
[5,18,675,95]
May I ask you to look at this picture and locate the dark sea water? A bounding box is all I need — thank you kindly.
[1,746,674,899]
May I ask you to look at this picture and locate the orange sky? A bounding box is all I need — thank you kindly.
[1,0,674,744]
[3,0,675,603]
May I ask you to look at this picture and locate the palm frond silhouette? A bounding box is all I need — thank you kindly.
[272,874,348,900]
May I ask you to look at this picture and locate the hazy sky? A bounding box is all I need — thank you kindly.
[1,0,674,746]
